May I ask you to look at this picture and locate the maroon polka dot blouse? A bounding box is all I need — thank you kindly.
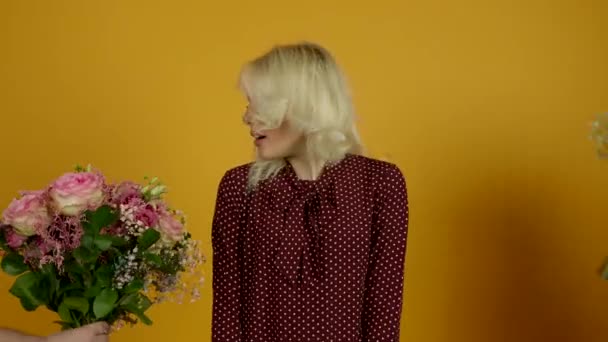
[211,154,409,341]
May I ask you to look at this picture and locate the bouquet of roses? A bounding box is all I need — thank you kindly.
[0,165,204,330]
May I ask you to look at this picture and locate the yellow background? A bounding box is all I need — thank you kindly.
[1,0,608,341]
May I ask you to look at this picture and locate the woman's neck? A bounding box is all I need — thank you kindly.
[287,155,324,181]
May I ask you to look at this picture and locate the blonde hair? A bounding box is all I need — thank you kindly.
[239,42,363,188]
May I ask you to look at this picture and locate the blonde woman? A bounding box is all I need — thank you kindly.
[212,42,409,341]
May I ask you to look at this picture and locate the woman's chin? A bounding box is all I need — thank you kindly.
[255,149,274,161]
[256,148,287,161]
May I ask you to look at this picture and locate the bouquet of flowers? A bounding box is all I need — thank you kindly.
[591,113,608,160]
[0,165,204,330]
[591,113,608,279]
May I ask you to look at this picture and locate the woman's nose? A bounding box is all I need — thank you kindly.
[242,112,252,126]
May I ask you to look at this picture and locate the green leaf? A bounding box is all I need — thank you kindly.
[37,265,59,308]
[138,293,152,312]
[40,264,59,293]
[134,311,153,325]
[1,253,28,276]
[40,263,58,280]
[118,293,138,307]
[143,252,162,267]
[72,247,88,264]
[83,206,118,236]
[82,271,94,288]
[63,297,89,314]
[123,279,144,294]
[81,235,94,249]
[30,282,50,306]
[95,264,113,288]
[9,272,38,297]
[9,272,44,311]
[94,235,113,251]
[58,302,73,323]
[57,282,83,297]
[109,236,128,247]
[137,229,160,251]
[119,294,153,325]
[83,284,103,298]
[64,261,86,277]
[119,292,152,313]
[73,246,100,264]
[20,296,40,311]
[93,288,118,319]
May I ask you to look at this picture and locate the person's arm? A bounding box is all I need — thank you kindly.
[211,170,245,341]
[361,164,409,342]
[0,322,109,342]
[0,328,43,342]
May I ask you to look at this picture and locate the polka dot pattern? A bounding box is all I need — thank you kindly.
[212,154,409,341]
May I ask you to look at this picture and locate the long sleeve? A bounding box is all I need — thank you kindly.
[212,170,246,341]
[362,164,409,341]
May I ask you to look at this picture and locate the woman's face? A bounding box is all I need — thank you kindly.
[243,100,305,161]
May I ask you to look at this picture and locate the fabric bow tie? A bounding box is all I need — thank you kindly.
[267,173,337,285]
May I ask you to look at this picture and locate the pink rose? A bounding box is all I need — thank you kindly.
[112,181,142,204]
[5,228,29,248]
[49,172,105,216]
[2,192,52,236]
[157,211,184,244]
[135,204,159,228]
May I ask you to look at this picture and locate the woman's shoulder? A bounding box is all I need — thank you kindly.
[218,163,252,194]
[223,162,252,179]
[345,154,405,181]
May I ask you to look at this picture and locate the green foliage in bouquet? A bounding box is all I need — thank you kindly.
[591,113,608,280]
[1,206,160,328]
